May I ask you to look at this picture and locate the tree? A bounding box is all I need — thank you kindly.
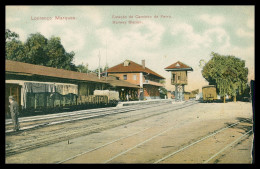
[93,67,103,75]
[5,29,27,61]
[63,52,77,71]
[45,36,76,70]
[5,31,77,71]
[6,39,27,62]
[24,33,48,65]
[5,29,19,42]
[103,64,109,76]
[201,52,248,103]
[159,87,168,99]
[76,63,90,73]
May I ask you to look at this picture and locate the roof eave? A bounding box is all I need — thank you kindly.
[6,70,109,84]
[164,68,193,71]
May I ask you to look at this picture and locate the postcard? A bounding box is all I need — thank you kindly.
[5,5,255,164]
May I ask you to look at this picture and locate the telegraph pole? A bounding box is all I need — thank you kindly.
[98,50,101,79]
[86,63,88,75]
[105,40,108,81]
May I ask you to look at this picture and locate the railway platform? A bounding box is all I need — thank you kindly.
[6,99,185,134]
[116,99,173,107]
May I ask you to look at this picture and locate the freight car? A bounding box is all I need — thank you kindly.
[94,90,119,106]
[202,85,217,102]
[6,80,120,118]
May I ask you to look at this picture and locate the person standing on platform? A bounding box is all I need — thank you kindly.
[9,96,20,132]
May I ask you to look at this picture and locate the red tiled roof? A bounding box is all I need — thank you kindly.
[164,61,193,71]
[5,60,108,83]
[107,60,165,79]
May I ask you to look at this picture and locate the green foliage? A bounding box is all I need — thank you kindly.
[5,40,27,62]
[93,67,103,74]
[202,52,248,99]
[104,64,109,72]
[76,63,90,73]
[44,36,76,70]
[5,29,19,42]
[24,33,48,65]
[159,87,167,95]
[5,30,77,71]
[159,79,166,84]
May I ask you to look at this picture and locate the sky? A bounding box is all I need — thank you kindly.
[6,6,255,92]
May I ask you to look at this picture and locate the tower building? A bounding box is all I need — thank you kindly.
[165,61,193,101]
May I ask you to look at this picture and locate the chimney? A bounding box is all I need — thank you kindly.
[142,60,145,69]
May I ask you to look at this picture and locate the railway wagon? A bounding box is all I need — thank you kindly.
[94,90,119,106]
[202,85,217,102]
[5,80,119,118]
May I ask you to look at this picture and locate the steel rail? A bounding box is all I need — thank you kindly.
[57,127,152,164]
[54,101,198,164]
[203,129,253,163]
[5,102,171,133]
[105,101,199,163]
[6,100,172,124]
[6,101,198,157]
[154,120,251,163]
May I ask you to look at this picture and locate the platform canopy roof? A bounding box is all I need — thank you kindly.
[164,61,193,71]
[5,60,108,84]
[105,76,140,89]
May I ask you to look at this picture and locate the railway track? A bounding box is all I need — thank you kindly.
[59,118,252,164]
[6,100,198,157]
[104,120,252,163]
[154,120,253,163]
[202,129,252,163]
[6,100,173,125]
[6,100,173,133]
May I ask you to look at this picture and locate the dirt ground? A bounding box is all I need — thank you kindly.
[5,101,253,164]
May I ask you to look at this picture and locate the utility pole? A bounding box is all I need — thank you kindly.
[106,40,108,81]
[98,50,101,79]
[86,63,89,74]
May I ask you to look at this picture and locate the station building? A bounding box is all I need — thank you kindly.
[5,60,139,117]
[107,60,165,100]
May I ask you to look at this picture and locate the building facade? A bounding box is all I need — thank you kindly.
[107,60,165,100]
